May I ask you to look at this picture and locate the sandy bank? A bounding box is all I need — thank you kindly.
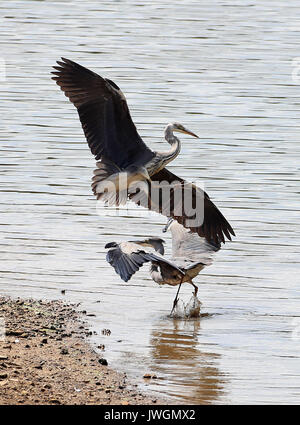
[0,297,163,405]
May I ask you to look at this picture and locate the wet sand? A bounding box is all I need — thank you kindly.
[0,297,163,405]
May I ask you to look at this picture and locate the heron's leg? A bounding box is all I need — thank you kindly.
[171,283,182,315]
[190,281,198,297]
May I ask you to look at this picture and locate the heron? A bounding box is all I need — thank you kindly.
[52,58,235,245]
[105,219,219,313]
[163,217,220,311]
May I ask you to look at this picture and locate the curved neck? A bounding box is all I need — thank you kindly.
[163,124,181,163]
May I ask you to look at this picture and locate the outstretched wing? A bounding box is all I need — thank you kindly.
[168,219,221,262]
[106,245,149,282]
[128,238,165,255]
[52,58,155,168]
[130,167,235,244]
[106,242,181,282]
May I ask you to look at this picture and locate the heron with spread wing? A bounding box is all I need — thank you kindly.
[105,219,219,313]
[52,58,235,244]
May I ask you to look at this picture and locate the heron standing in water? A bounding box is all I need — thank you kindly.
[52,58,235,245]
[105,219,220,313]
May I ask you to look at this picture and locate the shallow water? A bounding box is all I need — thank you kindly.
[1,0,300,404]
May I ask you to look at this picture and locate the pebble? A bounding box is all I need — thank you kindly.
[49,399,61,404]
[6,330,24,337]
[0,373,8,380]
[143,373,157,379]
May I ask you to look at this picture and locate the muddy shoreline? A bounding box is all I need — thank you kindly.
[0,297,164,405]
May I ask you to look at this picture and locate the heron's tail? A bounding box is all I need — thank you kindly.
[91,158,128,206]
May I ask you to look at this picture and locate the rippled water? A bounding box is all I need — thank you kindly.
[1,0,300,404]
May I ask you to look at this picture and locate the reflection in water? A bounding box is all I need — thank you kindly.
[148,317,227,404]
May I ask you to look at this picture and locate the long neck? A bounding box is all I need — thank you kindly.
[162,124,181,163]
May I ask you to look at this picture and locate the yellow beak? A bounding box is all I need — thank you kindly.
[178,128,199,138]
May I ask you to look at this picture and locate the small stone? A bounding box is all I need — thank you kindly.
[143,373,157,379]
[6,330,23,337]
[99,358,108,366]
[34,363,43,370]
[49,399,61,404]
[60,348,68,355]
[0,373,8,380]
[41,338,48,344]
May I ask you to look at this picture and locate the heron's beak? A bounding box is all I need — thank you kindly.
[163,217,173,233]
[181,128,199,138]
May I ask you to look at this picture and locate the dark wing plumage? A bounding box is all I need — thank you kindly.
[105,243,183,282]
[128,238,165,255]
[106,245,147,282]
[130,167,235,244]
[51,58,155,168]
[146,238,165,255]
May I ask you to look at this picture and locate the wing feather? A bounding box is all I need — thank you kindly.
[130,167,235,244]
[52,58,155,168]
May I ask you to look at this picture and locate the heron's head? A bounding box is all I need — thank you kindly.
[163,217,174,233]
[126,165,151,182]
[171,122,199,138]
[105,242,118,249]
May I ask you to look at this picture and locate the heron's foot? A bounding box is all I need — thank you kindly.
[170,297,179,315]
[170,283,182,316]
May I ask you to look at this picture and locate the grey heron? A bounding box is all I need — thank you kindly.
[163,217,220,311]
[105,219,219,313]
[52,58,235,244]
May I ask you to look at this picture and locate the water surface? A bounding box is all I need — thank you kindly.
[1,0,300,404]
